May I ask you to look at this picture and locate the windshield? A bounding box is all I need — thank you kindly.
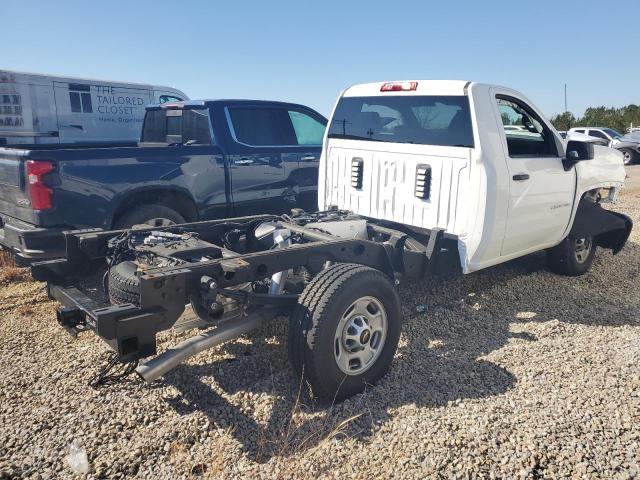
[328,95,474,147]
[141,108,212,145]
[603,128,622,139]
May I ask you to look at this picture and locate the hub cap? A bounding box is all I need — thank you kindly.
[334,296,387,375]
[573,237,592,263]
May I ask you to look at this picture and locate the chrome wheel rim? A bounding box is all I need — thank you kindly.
[622,151,631,164]
[334,296,387,375]
[574,238,592,263]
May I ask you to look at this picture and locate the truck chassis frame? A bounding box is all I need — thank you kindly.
[31,213,446,383]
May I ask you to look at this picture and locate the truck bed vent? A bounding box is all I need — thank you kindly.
[351,158,364,189]
[415,164,431,199]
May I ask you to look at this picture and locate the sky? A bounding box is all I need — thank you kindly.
[2,0,639,119]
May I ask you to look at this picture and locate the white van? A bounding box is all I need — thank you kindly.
[0,70,188,145]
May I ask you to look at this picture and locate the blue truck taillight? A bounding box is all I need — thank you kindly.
[26,160,54,210]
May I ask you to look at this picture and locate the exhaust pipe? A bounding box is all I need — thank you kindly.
[136,315,262,382]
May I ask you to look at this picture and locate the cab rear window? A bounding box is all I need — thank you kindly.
[141,108,212,145]
[328,96,474,147]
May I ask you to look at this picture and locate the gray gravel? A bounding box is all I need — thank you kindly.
[1,168,639,479]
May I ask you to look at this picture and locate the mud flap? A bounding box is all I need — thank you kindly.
[569,200,633,254]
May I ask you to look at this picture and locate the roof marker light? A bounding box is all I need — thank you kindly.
[380,82,418,92]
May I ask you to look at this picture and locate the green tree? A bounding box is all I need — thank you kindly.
[550,111,576,131]
[551,104,640,134]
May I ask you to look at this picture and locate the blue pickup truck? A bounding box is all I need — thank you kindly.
[0,99,326,259]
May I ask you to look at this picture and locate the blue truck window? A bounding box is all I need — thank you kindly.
[142,108,212,145]
[288,110,325,145]
[228,107,297,146]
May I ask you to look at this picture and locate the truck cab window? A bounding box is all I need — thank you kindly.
[288,110,326,145]
[141,108,212,145]
[496,97,556,157]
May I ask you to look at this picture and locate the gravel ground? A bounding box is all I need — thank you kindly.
[1,168,639,479]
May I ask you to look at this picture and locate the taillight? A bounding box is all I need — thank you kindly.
[26,160,54,210]
[380,81,418,92]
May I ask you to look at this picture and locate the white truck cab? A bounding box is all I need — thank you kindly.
[319,80,629,275]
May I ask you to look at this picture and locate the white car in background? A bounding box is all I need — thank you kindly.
[569,127,640,164]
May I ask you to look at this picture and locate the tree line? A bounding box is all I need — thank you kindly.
[550,105,640,133]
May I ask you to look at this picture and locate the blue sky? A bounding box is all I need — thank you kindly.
[2,0,638,118]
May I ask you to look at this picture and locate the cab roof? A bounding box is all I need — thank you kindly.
[146,99,316,111]
[343,80,473,97]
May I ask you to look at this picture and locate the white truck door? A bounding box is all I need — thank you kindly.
[492,93,575,257]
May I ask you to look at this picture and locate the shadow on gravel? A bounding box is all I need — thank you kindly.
[162,240,640,464]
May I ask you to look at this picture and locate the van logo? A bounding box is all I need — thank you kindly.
[16,198,30,207]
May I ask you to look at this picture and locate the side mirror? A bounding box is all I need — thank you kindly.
[563,140,594,170]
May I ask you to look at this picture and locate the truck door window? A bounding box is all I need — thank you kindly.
[496,97,557,157]
[227,107,297,146]
[288,110,326,145]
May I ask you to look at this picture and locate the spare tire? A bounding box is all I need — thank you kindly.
[108,260,141,305]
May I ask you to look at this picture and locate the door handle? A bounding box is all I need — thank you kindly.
[235,158,255,165]
[301,155,316,161]
[512,173,530,181]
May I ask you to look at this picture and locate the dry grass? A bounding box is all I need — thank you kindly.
[253,371,368,478]
[167,426,234,479]
[0,250,31,284]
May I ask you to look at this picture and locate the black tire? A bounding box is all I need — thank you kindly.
[619,148,636,165]
[547,236,596,276]
[108,260,141,305]
[288,263,401,402]
[114,204,186,229]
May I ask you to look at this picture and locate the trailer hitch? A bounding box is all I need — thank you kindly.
[56,306,91,337]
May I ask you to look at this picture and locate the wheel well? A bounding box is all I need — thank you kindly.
[111,190,198,227]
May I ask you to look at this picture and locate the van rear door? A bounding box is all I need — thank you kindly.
[321,94,474,235]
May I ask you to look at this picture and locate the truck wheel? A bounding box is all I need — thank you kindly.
[288,263,401,401]
[547,236,596,276]
[619,148,636,165]
[108,260,141,305]
[114,204,186,229]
